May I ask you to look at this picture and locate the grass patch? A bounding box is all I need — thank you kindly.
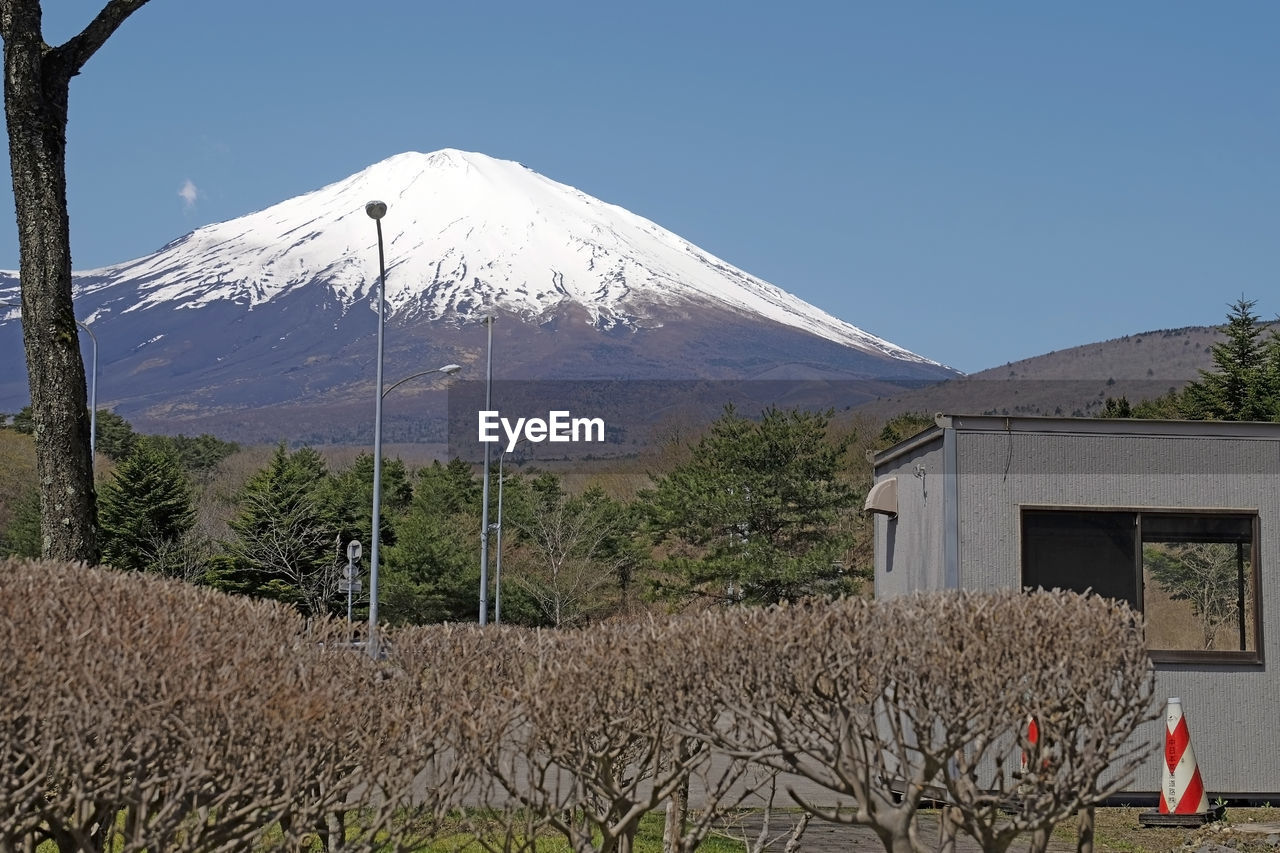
[47,805,1280,852]
[271,809,749,852]
[1050,806,1280,852]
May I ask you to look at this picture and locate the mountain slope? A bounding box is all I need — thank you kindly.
[852,324,1251,421]
[0,149,956,442]
[71,150,938,363]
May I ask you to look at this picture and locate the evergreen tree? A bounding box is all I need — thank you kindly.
[150,432,240,475]
[1107,299,1280,421]
[877,411,935,447]
[217,443,344,617]
[1145,541,1248,651]
[11,406,32,435]
[98,438,196,574]
[329,452,412,555]
[1130,390,1185,419]
[1262,331,1280,415]
[0,485,40,557]
[1180,297,1280,421]
[382,458,481,624]
[642,405,858,605]
[1099,397,1132,418]
[94,409,138,461]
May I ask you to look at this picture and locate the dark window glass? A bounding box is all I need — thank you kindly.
[1021,509,1260,663]
[1022,510,1137,608]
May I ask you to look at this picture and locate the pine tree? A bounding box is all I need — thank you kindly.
[382,458,482,624]
[98,438,196,573]
[1145,541,1248,651]
[877,411,935,446]
[218,443,343,617]
[329,452,412,554]
[1180,297,1280,421]
[10,406,33,434]
[643,405,858,605]
[0,485,40,557]
[94,409,138,461]
[1099,397,1132,418]
[1130,389,1185,419]
[157,432,240,471]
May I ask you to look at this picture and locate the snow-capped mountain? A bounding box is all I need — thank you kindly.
[0,149,958,443]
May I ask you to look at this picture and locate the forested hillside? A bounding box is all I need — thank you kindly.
[1,405,906,625]
[6,300,1278,625]
[858,317,1279,420]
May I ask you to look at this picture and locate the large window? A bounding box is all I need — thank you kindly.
[1021,508,1261,663]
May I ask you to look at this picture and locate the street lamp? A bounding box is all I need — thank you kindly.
[478,315,495,624]
[366,360,459,637]
[492,437,525,625]
[79,321,97,462]
[0,300,96,465]
[365,199,460,658]
[382,364,462,399]
[365,199,390,659]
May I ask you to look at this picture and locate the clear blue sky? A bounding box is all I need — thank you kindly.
[3,1,1277,374]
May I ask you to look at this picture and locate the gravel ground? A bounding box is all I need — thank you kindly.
[710,808,1280,852]
[717,809,1081,852]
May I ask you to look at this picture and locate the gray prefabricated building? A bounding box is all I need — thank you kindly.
[867,414,1280,799]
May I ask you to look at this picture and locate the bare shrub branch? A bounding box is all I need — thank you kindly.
[677,590,1157,853]
[0,562,1155,853]
[0,558,460,852]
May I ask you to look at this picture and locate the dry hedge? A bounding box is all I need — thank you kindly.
[0,559,1156,853]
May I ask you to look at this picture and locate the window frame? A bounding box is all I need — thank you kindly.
[1019,505,1264,665]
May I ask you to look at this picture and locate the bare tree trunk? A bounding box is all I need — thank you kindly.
[938,806,960,853]
[662,791,684,853]
[323,809,345,852]
[781,813,809,853]
[1,0,152,562]
[92,809,115,852]
[1076,806,1094,853]
[616,820,639,853]
[662,737,688,853]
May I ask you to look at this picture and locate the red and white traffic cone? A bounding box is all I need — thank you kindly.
[1160,698,1209,815]
[1020,715,1039,774]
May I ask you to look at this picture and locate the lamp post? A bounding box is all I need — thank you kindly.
[372,361,460,639]
[364,199,460,657]
[478,315,494,624]
[493,451,505,625]
[382,365,462,399]
[493,443,511,625]
[1,300,96,465]
[493,436,526,626]
[364,199,390,659]
[79,321,97,462]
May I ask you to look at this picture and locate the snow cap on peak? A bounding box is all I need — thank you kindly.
[79,150,942,366]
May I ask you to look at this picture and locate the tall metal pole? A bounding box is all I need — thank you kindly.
[494,449,506,625]
[493,435,524,625]
[478,315,494,624]
[347,565,355,624]
[365,200,389,658]
[76,321,97,465]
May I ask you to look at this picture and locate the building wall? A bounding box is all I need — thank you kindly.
[874,441,945,598]
[952,429,1280,796]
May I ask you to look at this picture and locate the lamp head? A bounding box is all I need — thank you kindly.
[439,364,462,375]
[365,200,388,220]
